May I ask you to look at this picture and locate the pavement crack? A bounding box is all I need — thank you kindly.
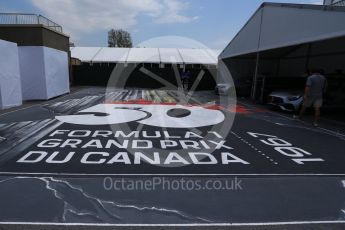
[0,177,121,222]
[0,176,212,223]
[51,177,212,223]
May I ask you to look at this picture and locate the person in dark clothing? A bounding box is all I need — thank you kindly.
[181,70,191,90]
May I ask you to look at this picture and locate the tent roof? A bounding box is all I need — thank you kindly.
[70,47,102,62]
[92,47,130,63]
[126,48,160,63]
[71,47,219,65]
[159,48,184,64]
[179,48,218,64]
[219,2,345,59]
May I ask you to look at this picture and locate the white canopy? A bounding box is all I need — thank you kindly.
[219,3,345,59]
[92,47,129,63]
[159,48,183,64]
[70,47,101,62]
[127,48,160,63]
[71,47,219,65]
[179,48,218,64]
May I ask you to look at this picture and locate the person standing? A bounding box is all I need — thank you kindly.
[181,70,191,91]
[297,69,327,127]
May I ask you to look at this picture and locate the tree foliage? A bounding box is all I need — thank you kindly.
[108,29,133,48]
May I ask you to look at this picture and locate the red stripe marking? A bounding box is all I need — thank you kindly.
[103,100,224,110]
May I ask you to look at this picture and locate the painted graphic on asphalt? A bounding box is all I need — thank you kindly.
[0,90,344,175]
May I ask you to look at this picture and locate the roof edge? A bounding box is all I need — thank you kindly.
[219,2,345,59]
[262,2,345,12]
[219,5,264,58]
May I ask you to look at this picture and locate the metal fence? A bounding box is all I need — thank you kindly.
[0,13,63,33]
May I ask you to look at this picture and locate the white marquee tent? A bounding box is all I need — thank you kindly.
[218,3,345,99]
[219,3,345,59]
[71,47,221,66]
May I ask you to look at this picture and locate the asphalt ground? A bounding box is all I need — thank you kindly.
[0,87,344,228]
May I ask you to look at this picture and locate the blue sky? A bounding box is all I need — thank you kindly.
[0,0,323,50]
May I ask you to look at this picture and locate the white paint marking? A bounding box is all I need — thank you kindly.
[231,131,279,165]
[237,100,345,139]
[1,221,345,226]
[0,89,83,118]
[1,172,345,176]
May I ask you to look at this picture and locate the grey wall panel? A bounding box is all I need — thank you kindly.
[43,47,70,99]
[18,46,47,100]
[0,39,22,109]
[19,46,69,100]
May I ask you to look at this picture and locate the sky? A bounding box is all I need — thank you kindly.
[0,0,323,50]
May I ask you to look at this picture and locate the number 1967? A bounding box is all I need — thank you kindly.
[247,132,324,164]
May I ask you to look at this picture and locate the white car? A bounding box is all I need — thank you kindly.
[267,90,303,112]
[215,84,231,96]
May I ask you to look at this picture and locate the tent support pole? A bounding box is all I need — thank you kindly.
[305,43,312,73]
[251,7,264,102]
[251,52,260,101]
[276,59,281,77]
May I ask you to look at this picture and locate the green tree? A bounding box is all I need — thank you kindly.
[108,29,133,48]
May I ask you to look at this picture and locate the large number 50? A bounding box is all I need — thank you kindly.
[56,104,225,128]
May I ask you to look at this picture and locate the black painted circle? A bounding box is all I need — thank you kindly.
[167,108,191,118]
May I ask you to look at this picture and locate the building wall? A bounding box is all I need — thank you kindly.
[0,25,69,52]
